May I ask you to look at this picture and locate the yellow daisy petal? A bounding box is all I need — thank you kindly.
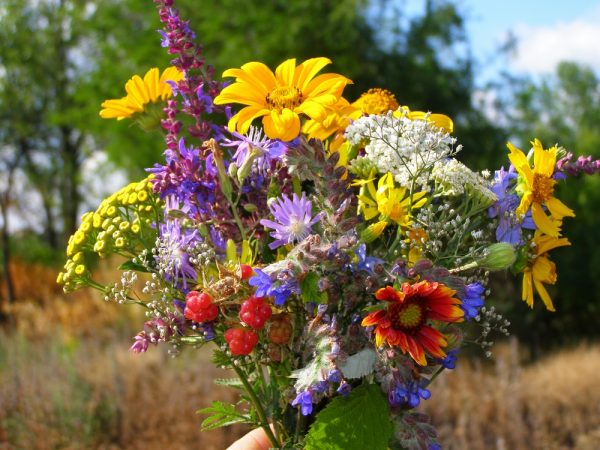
[275,58,297,86]
[522,271,534,308]
[546,197,575,220]
[295,57,332,91]
[263,109,301,142]
[533,279,556,312]
[531,203,561,237]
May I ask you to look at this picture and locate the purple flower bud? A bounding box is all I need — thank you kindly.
[291,391,314,416]
[336,380,352,397]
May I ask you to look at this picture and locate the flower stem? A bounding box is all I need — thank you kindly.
[231,361,279,448]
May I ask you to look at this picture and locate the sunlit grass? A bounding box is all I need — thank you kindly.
[1,261,600,449]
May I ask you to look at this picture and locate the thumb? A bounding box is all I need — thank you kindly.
[226,427,272,450]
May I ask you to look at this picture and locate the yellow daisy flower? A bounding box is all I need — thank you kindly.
[213,57,352,142]
[522,232,571,311]
[355,172,427,242]
[508,139,575,237]
[100,66,184,120]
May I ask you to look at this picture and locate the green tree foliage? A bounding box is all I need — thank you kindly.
[497,62,600,349]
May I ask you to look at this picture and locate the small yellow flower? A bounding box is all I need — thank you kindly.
[214,57,352,141]
[521,232,570,311]
[352,88,399,115]
[355,173,427,241]
[94,240,106,252]
[100,67,183,120]
[508,139,575,237]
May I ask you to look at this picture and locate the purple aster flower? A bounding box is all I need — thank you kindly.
[156,198,200,289]
[389,380,431,409]
[460,282,485,320]
[261,192,324,250]
[222,126,287,177]
[291,390,314,416]
[248,269,273,297]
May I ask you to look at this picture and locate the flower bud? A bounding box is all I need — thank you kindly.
[477,243,516,271]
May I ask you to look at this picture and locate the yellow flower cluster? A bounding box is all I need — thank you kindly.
[57,178,160,292]
[508,140,574,311]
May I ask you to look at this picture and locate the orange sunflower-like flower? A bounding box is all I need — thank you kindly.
[508,139,575,237]
[100,67,183,121]
[213,57,352,141]
[362,281,464,366]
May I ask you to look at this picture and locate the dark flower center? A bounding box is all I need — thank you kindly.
[389,297,425,334]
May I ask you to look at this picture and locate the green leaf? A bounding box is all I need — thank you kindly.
[197,401,250,431]
[304,383,393,450]
[118,259,150,273]
[214,378,244,389]
[300,272,327,304]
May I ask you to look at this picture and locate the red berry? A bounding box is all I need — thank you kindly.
[224,328,258,355]
[239,296,272,329]
[184,291,218,323]
[239,264,254,280]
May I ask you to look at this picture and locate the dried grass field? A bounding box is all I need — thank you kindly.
[1,261,600,450]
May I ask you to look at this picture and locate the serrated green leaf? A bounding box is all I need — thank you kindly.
[211,349,232,367]
[300,272,327,304]
[197,401,250,431]
[304,383,393,450]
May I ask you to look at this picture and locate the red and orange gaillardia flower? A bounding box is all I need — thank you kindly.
[362,281,464,366]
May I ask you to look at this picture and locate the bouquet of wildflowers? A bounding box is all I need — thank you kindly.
[58,1,600,449]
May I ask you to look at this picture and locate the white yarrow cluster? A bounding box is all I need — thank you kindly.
[345,111,458,187]
[432,158,497,204]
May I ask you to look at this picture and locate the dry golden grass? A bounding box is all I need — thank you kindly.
[421,340,600,450]
[2,261,600,449]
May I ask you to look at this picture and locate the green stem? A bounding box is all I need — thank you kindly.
[230,202,247,241]
[429,365,446,384]
[231,362,279,448]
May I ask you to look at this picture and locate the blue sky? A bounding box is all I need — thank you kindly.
[405,0,600,81]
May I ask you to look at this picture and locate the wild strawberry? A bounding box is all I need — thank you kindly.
[224,328,258,355]
[184,291,218,323]
[239,264,254,280]
[267,314,292,344]
[239,296,272,329]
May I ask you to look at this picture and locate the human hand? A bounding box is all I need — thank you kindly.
[226,427,271,450]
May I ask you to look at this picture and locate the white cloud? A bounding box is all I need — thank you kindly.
[510,10,600,75]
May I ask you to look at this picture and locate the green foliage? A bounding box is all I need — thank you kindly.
[304,383,393,450]
[6,231,63,266]
[197,400,252,431]
[300,272,328,304]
